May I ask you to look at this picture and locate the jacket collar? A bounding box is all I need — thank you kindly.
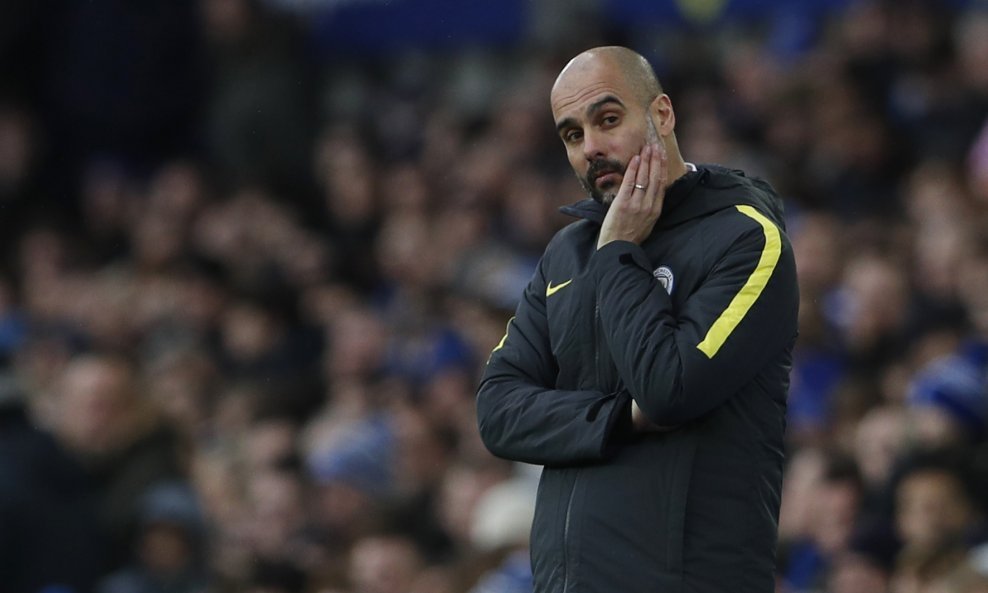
[559,165,707,227]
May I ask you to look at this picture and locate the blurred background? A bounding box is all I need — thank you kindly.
[1,0,987,592]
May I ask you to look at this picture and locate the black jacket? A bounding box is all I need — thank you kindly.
[0,402,107,593]
[476,165,799,593]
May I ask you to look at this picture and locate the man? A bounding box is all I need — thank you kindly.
[54,353,185,573]
[476,46,799,593]
[0,366,107,593]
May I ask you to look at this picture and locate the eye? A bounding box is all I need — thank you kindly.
[601,114,620,127]
[563,129,583,144]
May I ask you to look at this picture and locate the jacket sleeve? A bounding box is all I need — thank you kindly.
[588,207,798,426]
[476,255,632,466]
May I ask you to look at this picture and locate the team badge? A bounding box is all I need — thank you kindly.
[653,266,674,294]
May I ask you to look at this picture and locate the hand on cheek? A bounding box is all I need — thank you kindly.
[597,142,669,249]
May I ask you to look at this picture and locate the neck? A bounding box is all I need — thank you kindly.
[667,157,692,184]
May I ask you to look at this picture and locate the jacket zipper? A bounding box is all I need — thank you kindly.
[561,302,605,592]
[561,301,603,592]
[561,281,607,592]
[561,473,578,593]
[594,302,602,387]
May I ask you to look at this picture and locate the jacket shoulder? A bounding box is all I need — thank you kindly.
[708,202,784,233]
[545,218,597,254]
[698,165,787,228]
[702,206,792,263]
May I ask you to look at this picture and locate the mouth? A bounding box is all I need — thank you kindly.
[594,172,621,189]
[583,158,626,202]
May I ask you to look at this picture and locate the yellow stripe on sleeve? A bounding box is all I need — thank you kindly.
[488,316,515,361]
[696,205,781,359]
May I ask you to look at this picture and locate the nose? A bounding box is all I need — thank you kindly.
[582,129,606,162]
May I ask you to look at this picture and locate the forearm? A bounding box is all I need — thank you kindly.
[476,373,631,466]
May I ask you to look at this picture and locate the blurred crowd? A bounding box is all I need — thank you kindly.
[0,0,987,592]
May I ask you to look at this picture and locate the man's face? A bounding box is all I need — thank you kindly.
[895,469,972,549]
[551,60,651,204]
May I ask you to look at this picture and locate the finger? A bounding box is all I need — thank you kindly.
[632,145,651,209]
[616,154,641,206]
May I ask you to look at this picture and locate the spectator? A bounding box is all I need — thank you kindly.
[893,453,979,558]
[828,520,899,593]
[51,353,185,573]
[0,368,106,593]
[96,482,209,593]
[779,451,865,592]
[348,533,423,593]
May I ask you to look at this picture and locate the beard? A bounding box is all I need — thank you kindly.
[579,157,625,204]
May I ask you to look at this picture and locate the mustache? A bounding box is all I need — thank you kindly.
[585,158,625,186]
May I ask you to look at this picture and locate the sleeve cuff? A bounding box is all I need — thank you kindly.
[590,240,653,282]
[600,390,633,458]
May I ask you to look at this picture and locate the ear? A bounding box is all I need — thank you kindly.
[649,94,676,136]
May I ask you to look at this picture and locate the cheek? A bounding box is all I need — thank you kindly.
[625,136,646,160]
[568,151,587,175]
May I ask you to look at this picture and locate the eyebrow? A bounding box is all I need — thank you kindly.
[555,95,626,134]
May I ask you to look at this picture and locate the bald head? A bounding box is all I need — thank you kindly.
[553,46,662,109]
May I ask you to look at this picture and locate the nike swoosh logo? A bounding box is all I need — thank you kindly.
[546,279,573,297]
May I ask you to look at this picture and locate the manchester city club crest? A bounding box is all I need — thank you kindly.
[653,266,674,294]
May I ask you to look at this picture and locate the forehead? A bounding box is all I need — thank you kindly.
[900,469,960,495]
[550,60,632,121]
